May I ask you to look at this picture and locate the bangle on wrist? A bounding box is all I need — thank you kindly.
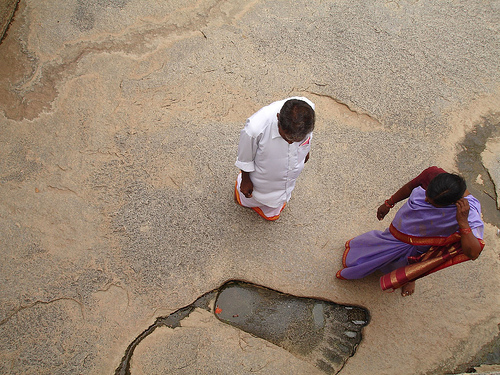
[459,227,472,235]
[384,199,395,208]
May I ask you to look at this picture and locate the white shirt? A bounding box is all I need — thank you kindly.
[235,97,314,208]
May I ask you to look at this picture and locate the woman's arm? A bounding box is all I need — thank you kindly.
[377,166,445,220]
[455,198,482,260]
[377,182,414,220]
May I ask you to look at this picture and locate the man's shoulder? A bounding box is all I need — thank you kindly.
[245,102,281,137]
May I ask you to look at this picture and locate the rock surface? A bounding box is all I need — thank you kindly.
[482,137,500,210]
[0,0,18,41]
[0,1,499,374]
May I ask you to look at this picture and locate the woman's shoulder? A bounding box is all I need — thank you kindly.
[410,166,447,190]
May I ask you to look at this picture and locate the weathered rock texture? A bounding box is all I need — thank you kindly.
[0,1,499,374]
[0,0,18,41]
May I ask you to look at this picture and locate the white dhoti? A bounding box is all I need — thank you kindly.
[234,173,286,221]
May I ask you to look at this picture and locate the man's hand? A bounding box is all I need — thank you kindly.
[305,152,310,163]
[377,204,390,221]
[455,198,470,227]
[240,171,253,198]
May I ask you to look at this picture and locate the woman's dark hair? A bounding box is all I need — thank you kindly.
[279,99,315,140]
[426,173,467,206]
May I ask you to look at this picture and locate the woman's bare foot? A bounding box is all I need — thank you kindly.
[401,281,415,297]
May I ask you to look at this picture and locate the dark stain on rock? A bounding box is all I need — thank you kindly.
[456,113,500,227]
[72,0,129,32]
[115,281,370,375]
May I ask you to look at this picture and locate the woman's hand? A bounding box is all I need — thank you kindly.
[455,198,470,227]
[376,181,414,221]
[456,198,482,260]
[377,204,390,221]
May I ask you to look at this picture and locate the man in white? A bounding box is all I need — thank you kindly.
[235,97,315,220]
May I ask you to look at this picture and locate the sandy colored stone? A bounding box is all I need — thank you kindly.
[0,0,499,374]
[131,309,323,374]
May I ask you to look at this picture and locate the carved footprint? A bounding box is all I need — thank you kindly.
[116,280,369,375]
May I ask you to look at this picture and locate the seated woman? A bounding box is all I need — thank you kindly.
[336,166,485,296]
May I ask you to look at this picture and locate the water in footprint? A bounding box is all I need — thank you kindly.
[214,281,369,374]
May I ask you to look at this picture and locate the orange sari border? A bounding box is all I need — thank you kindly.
[335,239,353,279]
[380,239,485,291]
[389,223,461,247]
[342,239,352,268]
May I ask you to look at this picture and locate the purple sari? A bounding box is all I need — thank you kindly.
[336,187,484,280]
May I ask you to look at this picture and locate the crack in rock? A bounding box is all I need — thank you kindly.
[0,297,85,327]
[304,90,384,131]
[0,0,19,44]
[456,113,500,227]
